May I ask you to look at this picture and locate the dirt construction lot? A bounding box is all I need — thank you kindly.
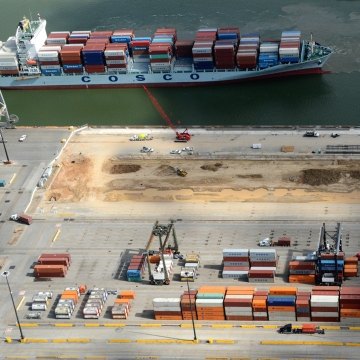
[43,130,360,208]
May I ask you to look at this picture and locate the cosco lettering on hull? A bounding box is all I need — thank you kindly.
[81,74,200,84]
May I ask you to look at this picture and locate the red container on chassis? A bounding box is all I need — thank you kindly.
[289,261,316,270]
[39,253,71,264]
[311,290,339,296]
[340,287,360,295]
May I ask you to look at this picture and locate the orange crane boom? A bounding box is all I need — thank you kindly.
[142,85,191,142]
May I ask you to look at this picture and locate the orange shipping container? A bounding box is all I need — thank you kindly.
[197,286,226,294]
[269,286,297,295]
[118,290,135,299]
[226,286,255,292]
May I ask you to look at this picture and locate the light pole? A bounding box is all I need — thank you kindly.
[184,271,197,341]
[0,128,11,164]
[1,271,25,340]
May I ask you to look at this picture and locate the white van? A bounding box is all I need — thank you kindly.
[251,143,262,149]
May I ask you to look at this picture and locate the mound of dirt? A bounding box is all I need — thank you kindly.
[109,164,141,174]
[155,165,177,176]
[201,162,223,172]
[302,169,342,186]
[237,174,263,179]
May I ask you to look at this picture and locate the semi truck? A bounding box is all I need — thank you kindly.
[10,213,33,225]
[278,323,325,334]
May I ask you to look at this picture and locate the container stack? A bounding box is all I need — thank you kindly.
[288,256,316,284]
[236,33,260,69]
[83,288,107,319]
[82,43,106,73]
[174,40,194,60]
[279,31,301,64]
[224,286,255,321]
[111,291,135,319]
[34,253,71,278]
[310,286,340,322]
[344,256,358,278]
[46,32,70,46]
[68,31,90,45]
[130,37,152,63]
[192,28,217,71]
[54,287,79,319]
[60,44,84,74]
[127,254,146,282]
[267,287,297,321]
[149,28,176,72]
[152,253,174,284]
[31,292,50,311]
[87,31,112,45]
[258,42,279,69]
[180,290,198,320]
[296,290,311,321]
[195,286,226,320]
[153,298,182,320]
[104,43,129,72]
[38,46,61,76]
[222,248,249,279]
[317,252,344,284]
[252,289,268,321]
[248,248,277,283]
[214,28,239,70]
[110,30,134,45]
[339,286,360,322]
[0,54,19,75]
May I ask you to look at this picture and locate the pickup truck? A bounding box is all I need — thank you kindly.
[10,213,33,225]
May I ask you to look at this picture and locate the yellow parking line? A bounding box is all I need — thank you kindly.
[52,229,61,242]
[21,338,48,343]
[108,339,132,343]
[16,296,25,311]
[240,325,256,329]
[55,323,73,327]
[52,339,67,343]
[261,340,343,346]
[103,323,126,327]
[18,323,38,327]
[262,325,278,329]
[344,342,360,346]
[180,323,202,328]
[66,338,90,343]
[321,326,340,330]
[214,339,235,344]
[84,323,100,327]
[9,173,17,184]
[212,324,233,328]
[349,327,360,331]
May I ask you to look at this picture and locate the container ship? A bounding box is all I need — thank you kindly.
[0,15,333,90]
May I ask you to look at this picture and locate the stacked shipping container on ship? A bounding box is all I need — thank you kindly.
[83,288,108,319]
[60,44,84,74]
[68,31,90,45]
[267,286,297,321]
[344,256,358,278]
[222,248,249,279]
[296,290,311,321]
[196,286,226,320]
[180,289,198,320]
[111,290,135,319]
[311,286,340,322]
[279,31,301,64]
[339,286,360,322]
[104,43,129,73]
[192,29,217,71]
[0,53,19,75]
[127,254,146,282]
[236,33,260,69]
[258,42,279,69]
[38,42,62,76]
[54,287,80,319]
[288,254,316,284]
[130,36,152,63]
[213,27,239,69]
[153,298,182,320]
[149,28,176,72]
[248,249,277,283]
[317,252,344,284]
[224,286,255,321]
[252,289,269,321]
[34,253,71,278]
[174,40,194,67]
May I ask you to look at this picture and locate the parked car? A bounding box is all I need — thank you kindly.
[170,149,182,154]
[303,131,319,137]
[140,146,154,153]
[18,134,27,142]
[331,132,340,138]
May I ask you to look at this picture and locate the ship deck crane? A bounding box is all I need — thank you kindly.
[142,85,191,142]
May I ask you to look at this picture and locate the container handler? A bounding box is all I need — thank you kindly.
[278,323,325,334]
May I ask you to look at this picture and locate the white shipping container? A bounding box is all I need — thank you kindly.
[153,298,181,305]
[223,249,249,257]
[311,312,339,317]
[153,306,181,312]
[225,294,253,299]
[253,312,268,317]
[0,60,18,66]
[39,46,62,52]
[40,65,61,70]
[0,65,18,70]
[195,298,224,305]
[250,267,277,271]
[310,295,339,303]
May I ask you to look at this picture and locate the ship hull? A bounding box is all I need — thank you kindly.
[0,55,330,90]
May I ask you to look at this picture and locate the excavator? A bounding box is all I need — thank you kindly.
[142,85,191,142]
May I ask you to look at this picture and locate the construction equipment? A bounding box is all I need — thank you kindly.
[142,85,191,142]
[180,253,200,282]
[278,323,325,334]
[176,168,187,177]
